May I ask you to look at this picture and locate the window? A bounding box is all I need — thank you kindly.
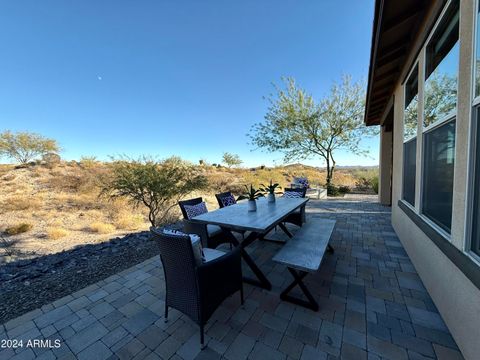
[471,109,480,256]
[403,140,417,206]
[424,0,459,127]
[476,1,480,98]
[402,65,418,206]
[422,120,456,232]
[471,3,480,256]
[421,0,459,233]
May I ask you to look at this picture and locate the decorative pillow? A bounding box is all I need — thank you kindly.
[221,194,236,207]
[283,190,303,198]
[184,202,208,219]
[163,228,205,265]
[294,177,309,188]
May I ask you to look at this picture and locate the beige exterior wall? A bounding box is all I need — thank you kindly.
[387,0,480,359]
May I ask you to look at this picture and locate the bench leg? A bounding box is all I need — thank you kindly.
[280,267,319,311]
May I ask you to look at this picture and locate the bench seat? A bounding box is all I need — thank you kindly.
[272,218,336,311]
[272,218,336,271]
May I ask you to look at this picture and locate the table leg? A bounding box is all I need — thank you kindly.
[223,229,272,291]
[280,267,318,311]
[278,222,293,238]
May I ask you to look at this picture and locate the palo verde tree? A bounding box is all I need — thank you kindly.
[249,76,376,186]
[0,130,59,164]
[101,156,208,227]
[222,152,243,168]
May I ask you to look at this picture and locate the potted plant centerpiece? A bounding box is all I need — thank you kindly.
[261,180,281,203]
[238,184,264,212]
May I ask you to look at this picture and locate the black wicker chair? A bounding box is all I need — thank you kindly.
[283,187,307,227]
[179,197,230,249]
[215,192,246,239]
[151,228,243,349]
[215,191,236,208]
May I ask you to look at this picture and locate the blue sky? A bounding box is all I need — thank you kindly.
[0,0,377,167]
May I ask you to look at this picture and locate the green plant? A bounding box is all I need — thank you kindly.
[237,184,264,201]
[371,176,379,194]
[355,177,372,191]
[101,156,208,227]
[222,152,243,168]
[5,223,33,235]
[249,76,377,186]
[0,131,59,164]
[326,183,340,196]
[260,180,281,194]
[338,185,350,194]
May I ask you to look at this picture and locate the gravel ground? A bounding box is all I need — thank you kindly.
[0,231,160,324]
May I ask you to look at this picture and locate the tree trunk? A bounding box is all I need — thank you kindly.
[330,154,336,183]
[325,155,331,186]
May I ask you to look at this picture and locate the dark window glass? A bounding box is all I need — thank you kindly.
[476,1,480,97]
[403,139,416,206]
[424,0,459,127]
[471,110,480,256]
[422,120,456,232]
[404,66,418,141]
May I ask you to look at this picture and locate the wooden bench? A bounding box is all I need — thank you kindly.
[272,218,336,311]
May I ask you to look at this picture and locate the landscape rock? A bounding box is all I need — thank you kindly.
[0,231,158,324]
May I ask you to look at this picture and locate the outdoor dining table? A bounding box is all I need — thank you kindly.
[190,196,309,290]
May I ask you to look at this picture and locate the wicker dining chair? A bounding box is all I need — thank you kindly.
[215,192,246,240]
[151,228,243,349]
[215,191,237,208]
[283,187,307,227]
[178,197,230,249]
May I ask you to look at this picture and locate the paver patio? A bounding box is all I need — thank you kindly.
[0,196,464,360]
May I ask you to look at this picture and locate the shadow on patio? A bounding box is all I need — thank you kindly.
[0,196,464,360]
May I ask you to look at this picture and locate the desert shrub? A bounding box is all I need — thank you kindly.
[46,168,99,194]
[5,223,33,235]
[0,131,59,164]
[338,185,350,194]
[2,195,41,212]
[327,184,340,196]
[79,156,98,169]
[1,173,16,182]
[101,156,208,227]
[355,177,372,191]
[114,212,145,230]
[46,227,69,239]
[42,153,61,167]
[89,222,115,234]
[371,176,379,194]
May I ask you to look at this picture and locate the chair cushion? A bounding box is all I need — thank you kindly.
[162,229,205,265]
[203,248,225,262]
[184,202,208,219]
[283,190,303,198]
[221,194,236,207]
[207,224,223,237]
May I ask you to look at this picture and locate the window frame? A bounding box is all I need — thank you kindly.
[401,62,420,206]
[466,106,480,264]
[398,0,461,237]
[465,0,480,266]
[474,0,480,103]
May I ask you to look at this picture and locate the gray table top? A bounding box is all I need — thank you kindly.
[190,197,309,232]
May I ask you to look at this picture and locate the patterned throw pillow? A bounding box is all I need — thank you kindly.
[162,228,205,265]
[283,190,303,198]
[293,177,309,188]
[184,202,208,219]
[221,194,236,207]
